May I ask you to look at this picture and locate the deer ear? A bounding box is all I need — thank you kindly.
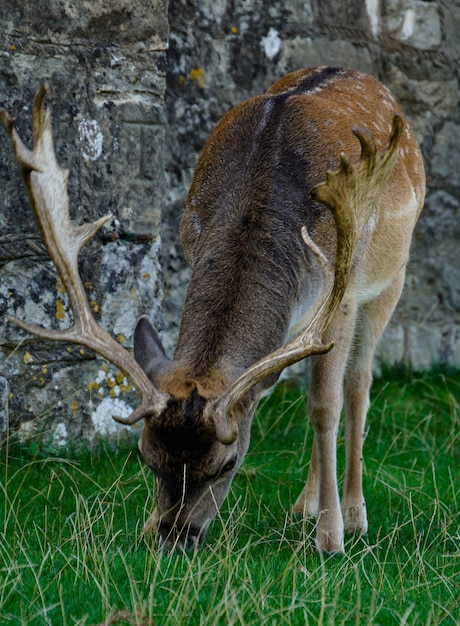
[134,316,170,380]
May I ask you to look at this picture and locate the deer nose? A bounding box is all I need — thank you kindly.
[157,521,207,550]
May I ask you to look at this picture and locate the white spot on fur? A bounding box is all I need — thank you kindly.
[356,102,370,114]
[78,118,103,161]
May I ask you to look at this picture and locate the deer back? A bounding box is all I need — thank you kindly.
[173,67,424,396]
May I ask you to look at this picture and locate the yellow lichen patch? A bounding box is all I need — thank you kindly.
[42,365,48,375]
[84,281,94,291]
[117,335,126,344]
[143,272,151,280]
[230,25,238,34]
[115,371,133,394]
[56,299,66,320]
[189,67,205,88]
[178,74,186,86]
[91,300,99,313]
[56,277,66,294]
[24,351,34,364]
[87,381,99,392]
[71,400,78,415]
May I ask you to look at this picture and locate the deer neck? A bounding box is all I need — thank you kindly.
[172,241,323,394]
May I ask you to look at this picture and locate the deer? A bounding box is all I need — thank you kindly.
[1,66,425,553]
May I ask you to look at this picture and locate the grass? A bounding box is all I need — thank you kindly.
[0,370,459,625]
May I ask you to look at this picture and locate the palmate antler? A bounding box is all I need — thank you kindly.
[0,85,169,423]
[211,115,404,425]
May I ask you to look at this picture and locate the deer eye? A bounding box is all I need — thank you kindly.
[221,454,237,474]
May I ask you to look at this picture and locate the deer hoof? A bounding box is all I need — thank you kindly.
[293,489,319,517]
[315,527,345,554]
[342,504,368,534]
[315,508,345,553]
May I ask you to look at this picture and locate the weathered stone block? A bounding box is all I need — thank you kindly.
[278,36,374,76]
[407,323,443,371]
[431,121,460,189]
[384,0,441,50]
[0,0,168,46]
[0,0,168,442]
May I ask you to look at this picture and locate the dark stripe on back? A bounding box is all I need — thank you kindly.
[289,66,344,96]
[258,67,345,121]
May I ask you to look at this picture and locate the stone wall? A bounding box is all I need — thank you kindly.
[0,0,168,442]
[161,0,460,375]
[1,0,459,443]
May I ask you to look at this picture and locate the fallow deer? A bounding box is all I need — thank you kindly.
[1,67,425,553]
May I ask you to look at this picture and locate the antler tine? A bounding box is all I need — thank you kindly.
[1,85,168,424]
[212,115,404,425]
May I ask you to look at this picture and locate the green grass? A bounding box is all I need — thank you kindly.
[1,370,459,625]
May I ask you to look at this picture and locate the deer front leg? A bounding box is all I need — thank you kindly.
[341,270,406,534]
[295,300,356,553]
[311,414,343,553]
[308,369,345,553]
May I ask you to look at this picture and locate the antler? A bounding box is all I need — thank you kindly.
[211,115,404,431]
[0,84,169,423]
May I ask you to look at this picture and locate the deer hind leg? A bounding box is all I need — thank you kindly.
[341,270,406,535]
[294,298,358,553]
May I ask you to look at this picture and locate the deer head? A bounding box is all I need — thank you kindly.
[1,77,403,549]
